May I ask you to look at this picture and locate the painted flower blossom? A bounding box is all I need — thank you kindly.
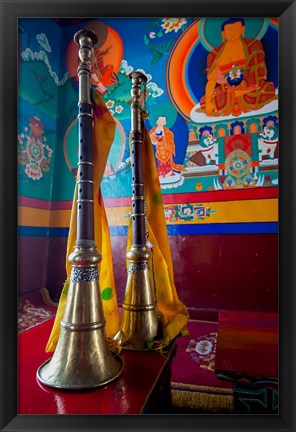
[161,18,187,33]
[149,31,156,38]
[106,100,115,109]
[164,207,175,221]
[229,69,242,79]
[115,105,123,113]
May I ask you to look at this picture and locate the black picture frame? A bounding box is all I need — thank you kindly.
[1,0,295,431]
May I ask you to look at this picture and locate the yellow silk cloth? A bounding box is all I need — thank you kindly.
[46,91,120,352]
[46,91,188,352]
[126,120,189,348]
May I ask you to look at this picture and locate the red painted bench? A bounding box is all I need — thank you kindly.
[215,310,278,413]
[18,318,176,414]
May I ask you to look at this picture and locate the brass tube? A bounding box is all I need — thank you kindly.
[114,71,159,350]
[36,28,123,389]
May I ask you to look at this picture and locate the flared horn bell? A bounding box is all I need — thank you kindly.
[115,245,159,350]
[37,245,123,389]
[37,28,123,389]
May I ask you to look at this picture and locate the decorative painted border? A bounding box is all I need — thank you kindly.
[18,197,278,228]
[18,222,278,237]
[18,186,278,210]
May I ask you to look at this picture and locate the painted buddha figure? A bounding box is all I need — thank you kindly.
[199,18,276,117]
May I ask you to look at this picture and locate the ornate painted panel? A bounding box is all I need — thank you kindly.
[18,17,278,202]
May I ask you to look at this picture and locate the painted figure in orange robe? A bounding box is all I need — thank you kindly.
[149,116,185,177]
[198,18,276,117]
[90,45,118,95]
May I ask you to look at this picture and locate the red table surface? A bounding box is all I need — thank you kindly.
[215,310,278,380]
[18,318,174,414]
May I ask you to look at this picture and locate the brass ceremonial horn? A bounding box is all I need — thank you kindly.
[37,29,123,389]
[114,71,160,350]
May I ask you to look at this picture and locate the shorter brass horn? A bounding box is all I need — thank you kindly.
[114,71,160,350]
[37,28,123,389]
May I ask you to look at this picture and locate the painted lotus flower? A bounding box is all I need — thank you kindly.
[225,67,245,86]
[161,18,187,33]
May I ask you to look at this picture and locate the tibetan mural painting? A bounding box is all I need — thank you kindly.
[18,17,278,310]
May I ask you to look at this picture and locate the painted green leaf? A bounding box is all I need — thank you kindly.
[146,18,162,30]
[151,49,163,65]
[163,38,175,52]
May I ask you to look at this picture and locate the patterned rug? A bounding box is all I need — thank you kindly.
[18,288,58,333]
[171,320,234,413]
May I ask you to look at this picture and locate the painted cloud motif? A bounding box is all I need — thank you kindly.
[36,33,52,53]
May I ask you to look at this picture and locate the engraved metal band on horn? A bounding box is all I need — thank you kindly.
[37,28,123,389]
[114,71,159,350]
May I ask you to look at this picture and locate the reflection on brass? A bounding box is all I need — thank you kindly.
[131,196,145,200]
[77,180,95,184]
[78,161,94,166]
[114,71,159,350]
[131,213,146,217]
[37,265,123,389]
[37,28,123,389]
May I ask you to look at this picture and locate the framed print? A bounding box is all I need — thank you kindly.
[1,0,295,431]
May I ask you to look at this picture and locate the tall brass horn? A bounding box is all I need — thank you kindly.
[36,29,123,389]
[114,71,159,350]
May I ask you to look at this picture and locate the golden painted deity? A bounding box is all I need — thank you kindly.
[198,18,276,117]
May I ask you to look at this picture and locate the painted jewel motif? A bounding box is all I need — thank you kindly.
[224,149,254,189]
[164,203,216,223]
